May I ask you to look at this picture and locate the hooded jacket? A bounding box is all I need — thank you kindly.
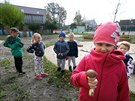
[67,41,78,57]
[53,40,69,59]
[3,36,24,57]
[123,53,134,78]
[27,41,45,57]
[70,48,129,101]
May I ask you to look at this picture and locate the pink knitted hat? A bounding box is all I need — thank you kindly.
[93,22,121,46]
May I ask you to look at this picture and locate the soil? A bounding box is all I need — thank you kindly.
[0,38,78,101]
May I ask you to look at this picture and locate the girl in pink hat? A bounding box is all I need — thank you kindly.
[70,22,129,101]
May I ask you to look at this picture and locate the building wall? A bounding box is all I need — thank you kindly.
[17,5,46,24]
[24,14,44,24]
[69,26,85,33]
[120,19,135,31]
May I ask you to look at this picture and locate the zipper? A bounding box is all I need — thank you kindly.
[60,42,62,52]
[96,54,108,101]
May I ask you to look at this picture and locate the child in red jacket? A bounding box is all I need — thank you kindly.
[70,22,129,101]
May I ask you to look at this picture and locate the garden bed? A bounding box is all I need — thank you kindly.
[120,35,130,42]
[120,37,130,41]
[83,35,94,40]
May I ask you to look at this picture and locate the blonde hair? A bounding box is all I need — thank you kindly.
[68,32,75,37]
[117,41,130,50]
[31,33,42,43]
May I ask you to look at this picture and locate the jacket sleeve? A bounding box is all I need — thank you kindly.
[127,57,134,78]
[7,41,23,49]
[27,44,34,53]
[42,41,46,49]
[16,41,24,48]
[117,63,130,101]
[53,42,59,54]
[75,42,78,57]
[3,40,9,48]
[70,56,89,89]
[63,42,69,55]
[44,43,46,49]
[3,37,10,48]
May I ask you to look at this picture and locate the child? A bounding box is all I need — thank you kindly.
[53,31,69,73]
[117,41,134,78]
[67,33,78,71]
[70,22,129,101]
[27,33,48,80]
[3,27,25,75]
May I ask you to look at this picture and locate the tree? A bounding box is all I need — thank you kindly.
[0,2,24,28]
[113,0,121,22]
[28,23,40,33]
[45,2,67,29]
[74,11,83,26]
[44,20,58,33]
[45,3,60,21]
[57,7,67,28]
[70,23,77,32]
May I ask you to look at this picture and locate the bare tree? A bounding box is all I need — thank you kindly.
[45,2,67,29]
[113,0,121,22]
[74,11,83,26]
[57,7,67,28]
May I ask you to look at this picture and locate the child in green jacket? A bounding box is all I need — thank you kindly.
[3,27,25,75]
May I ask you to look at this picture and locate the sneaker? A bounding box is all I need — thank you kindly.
[73,66,76,70]
[35,75,42,80]
[19,72,25,75]
[57,67,61,72]
[69,66,72,72]
[61,70,65,74]
[41,73,49,77]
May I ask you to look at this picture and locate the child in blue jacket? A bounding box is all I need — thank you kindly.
[53,31,69,73]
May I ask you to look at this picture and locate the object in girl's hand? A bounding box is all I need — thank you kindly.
[86,69,98,96]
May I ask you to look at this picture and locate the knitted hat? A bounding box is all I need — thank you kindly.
[59,31,66,38]
[10,27,19,33]
[93,22,121,46]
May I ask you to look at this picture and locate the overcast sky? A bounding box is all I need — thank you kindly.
[1,0,135,25]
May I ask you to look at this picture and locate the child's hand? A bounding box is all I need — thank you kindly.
[58,53,61,55]
[7,35,11,37]
[61,53,63,56]
[87,77,98,89]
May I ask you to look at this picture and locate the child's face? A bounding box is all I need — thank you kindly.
[95,43,115,54]
[117,44,129,54]
[34,36,40,43]
[10,31,18,36]
[69,35,74,41]
[59,36,65,41]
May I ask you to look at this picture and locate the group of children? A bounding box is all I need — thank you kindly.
[53,31,78,73]
[2,28,48,80]
[1,21,134,101]
[2,27,78,79]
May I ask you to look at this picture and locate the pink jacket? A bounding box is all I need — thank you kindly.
[71,49,129,101]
